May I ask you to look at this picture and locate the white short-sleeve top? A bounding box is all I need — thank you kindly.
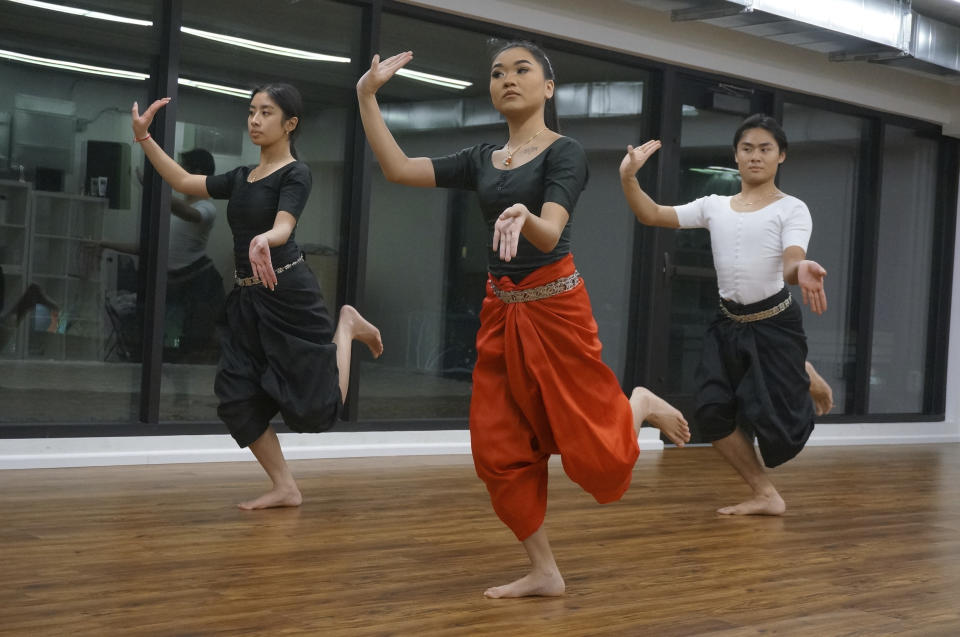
[674,194,812,305]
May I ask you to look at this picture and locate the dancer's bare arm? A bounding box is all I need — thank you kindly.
[619,140,680,228]
[784,246,827,314]
[131,98,209,198]
[357,52,436,187]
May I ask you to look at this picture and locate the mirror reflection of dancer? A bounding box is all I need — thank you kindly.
[358,42,689,598]
[131,84,383,510]
[620,114,830,516]
[0,278,60,350]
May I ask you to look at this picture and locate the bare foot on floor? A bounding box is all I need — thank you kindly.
[717,491,786,516]
[630,387,690,447]
[237,484,303,510]
[484,569,565,599]
[806,361,833,416]
[340,304,383,358]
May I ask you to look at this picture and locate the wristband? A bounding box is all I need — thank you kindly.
[135,134,151,143]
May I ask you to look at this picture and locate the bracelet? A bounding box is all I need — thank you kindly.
[135,133,151,143]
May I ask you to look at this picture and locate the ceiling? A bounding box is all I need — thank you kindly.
[912,0,960,25]
[622,0,960,82]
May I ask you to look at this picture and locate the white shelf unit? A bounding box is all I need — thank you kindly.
[22,190,106,360]
[0,180,32,359]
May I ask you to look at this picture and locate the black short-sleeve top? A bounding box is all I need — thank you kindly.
[431,136,589,281]
[205,160,312,275]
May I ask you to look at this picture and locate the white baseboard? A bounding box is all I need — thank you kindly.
[4,423,955,470]
[807,421,960,446]
[0,428,666,470]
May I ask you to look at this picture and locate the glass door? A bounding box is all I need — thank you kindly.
[648,76,773,442]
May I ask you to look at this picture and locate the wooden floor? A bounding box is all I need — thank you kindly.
[2,444,959,636]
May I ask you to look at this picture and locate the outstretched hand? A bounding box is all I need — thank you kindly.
[798,260,827,315]
[131,97,171,139]
[493,204,529,262]
[619,140,662,180]
[357,51,413,96]
[249,234,278,291]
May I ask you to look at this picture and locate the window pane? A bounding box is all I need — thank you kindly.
[780,103,866,413]
[668,103,747,398]
[869,126,938,413]
[160,0,364,422]
[360,14,649,420]
[0,0,155,423]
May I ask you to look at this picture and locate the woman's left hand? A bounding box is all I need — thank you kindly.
[493,204,530,262]
[798,259,827,315]
[249,234,277,290]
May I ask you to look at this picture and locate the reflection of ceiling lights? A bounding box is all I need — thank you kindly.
[689,166,740,175]
[0,49,251,99]
[0,48,149,79]
[5,2,470,90]
[6,2,351,63]
[181,27,350,63]
[5,0,152,26]
[396,68,472,90]
[178,77,251,99]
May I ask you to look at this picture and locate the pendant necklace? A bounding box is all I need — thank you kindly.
[503,127,547,166]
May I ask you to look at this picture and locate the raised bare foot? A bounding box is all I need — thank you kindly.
[717,491,786,516]
[237,484,303,510]
[483,569,565,599]
[630,387,690,446]
[806,361,833,416]
[340,304,383,359]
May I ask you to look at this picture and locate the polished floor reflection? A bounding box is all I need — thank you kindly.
[3,445,958,635]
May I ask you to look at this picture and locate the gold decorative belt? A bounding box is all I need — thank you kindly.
[719,293,792,323]
[490,270,581,304]
[235,254,304,287]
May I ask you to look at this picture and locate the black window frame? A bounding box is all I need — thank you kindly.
[1,0,955,437]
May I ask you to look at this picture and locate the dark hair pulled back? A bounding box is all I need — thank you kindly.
[251,82,303,159]
[491,40,560,133]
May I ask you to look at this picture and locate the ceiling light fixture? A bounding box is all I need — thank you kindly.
[5,0,152,26]
[396,68,472,90]
[0,49,252,99]
[0,48,149,80]
[181,26,350,63]
[178,77,252,99]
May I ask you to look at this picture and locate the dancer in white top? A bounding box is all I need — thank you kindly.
[620,113,829,515]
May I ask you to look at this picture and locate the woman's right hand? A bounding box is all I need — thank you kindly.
[131,97,171,139]
[357,51,413,96]
[619,140,662,180]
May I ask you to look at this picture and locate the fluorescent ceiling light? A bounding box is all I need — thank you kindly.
[178,77,251,99]
[396,68,472,90]
[0,49,251,99]
[0,48,149,79]
[181,26,350,63]
[5,0,152,26]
